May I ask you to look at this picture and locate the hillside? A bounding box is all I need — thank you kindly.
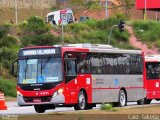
[0,0,159,24]
[127,26,159,54]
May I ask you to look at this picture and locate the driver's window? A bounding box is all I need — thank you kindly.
[66,59,77,76]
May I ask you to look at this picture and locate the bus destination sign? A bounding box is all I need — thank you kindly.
[22,48,56,56]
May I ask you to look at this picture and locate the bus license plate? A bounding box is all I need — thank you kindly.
[33,98,41,103]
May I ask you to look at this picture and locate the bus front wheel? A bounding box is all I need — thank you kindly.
[34,105,46,113]
[74,90,86,110]
[118,90,127,107]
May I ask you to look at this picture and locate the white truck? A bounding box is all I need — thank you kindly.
[46,8,75,26]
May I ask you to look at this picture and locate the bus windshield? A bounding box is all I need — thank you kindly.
[18,57,63,84]
[146,62,160,80]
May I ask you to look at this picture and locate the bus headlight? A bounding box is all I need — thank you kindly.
[17,91,23,99]
[52,88,64,98]
[58,88,63,94]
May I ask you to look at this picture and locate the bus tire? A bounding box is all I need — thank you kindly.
[137,98,152,105]
[118,90,127,107]
[112,102,119,107]
[146,99,152,104]
[137,98,145,105]
[74,90,86,110]
[34,105,46,113]
[86,104,94,109]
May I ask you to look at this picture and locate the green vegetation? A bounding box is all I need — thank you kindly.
[19,16,60,46]
[132,20,160,49]
[100,103,117,111]
[64,17,132,49]
[0,78,16,97]
[0,23,19,76]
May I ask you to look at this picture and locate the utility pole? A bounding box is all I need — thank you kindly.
[40,0,43,17]
[15,0,18,25]
[62,20,64,45]
[144,0,147,20]
[106,0,108,18]
[156,11,158,20]
[100,0,102,18]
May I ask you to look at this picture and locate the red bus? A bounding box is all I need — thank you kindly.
[12,44,146,113]
[141,55,160,104]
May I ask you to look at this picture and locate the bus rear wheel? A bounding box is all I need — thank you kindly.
[74,90,86,110]
[146,99,152,104]
[118,90,127,107]
[137,98,152,105]
[34,105,46,113]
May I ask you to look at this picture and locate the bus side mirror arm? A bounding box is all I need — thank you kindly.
[12,59,18,77]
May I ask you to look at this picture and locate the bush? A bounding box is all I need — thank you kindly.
[0,46,18,70]
[0,78,16,97]
[66,17,130,48]
[100,103,117,111]
[0,23,13,38]
[132,21,160,44]
[156,40,160,48]
[20,16,49,35]
[21,34,60,46]
[0,36,17,47]
[0,23,19,73]
[20,16,59,46]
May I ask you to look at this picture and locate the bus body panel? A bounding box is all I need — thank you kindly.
[61,47,92,104]
[92,75,145,103]
[146,80,160,99]
[64,74,92,104]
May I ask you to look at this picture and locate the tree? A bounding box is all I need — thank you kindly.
[20,16,49,35]
[0,24,18,70]
[20,16,58,46]
[120,0,135,19]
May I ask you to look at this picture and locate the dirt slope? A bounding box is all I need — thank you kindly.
[126,26,159,54]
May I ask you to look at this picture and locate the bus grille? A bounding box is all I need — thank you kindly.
[23,96,52,103]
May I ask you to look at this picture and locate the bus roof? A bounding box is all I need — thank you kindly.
[145,55,160,62]
[54,44,142,54]
[20,44,142,55]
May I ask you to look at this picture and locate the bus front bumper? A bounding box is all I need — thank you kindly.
[17,93,65,106]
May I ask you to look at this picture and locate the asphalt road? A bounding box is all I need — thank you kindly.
[0,100,160,115]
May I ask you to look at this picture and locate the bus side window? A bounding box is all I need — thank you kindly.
[77,53,91,74]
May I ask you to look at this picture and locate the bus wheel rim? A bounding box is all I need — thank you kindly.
[79,92,85,109]
[120,92,126,106]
